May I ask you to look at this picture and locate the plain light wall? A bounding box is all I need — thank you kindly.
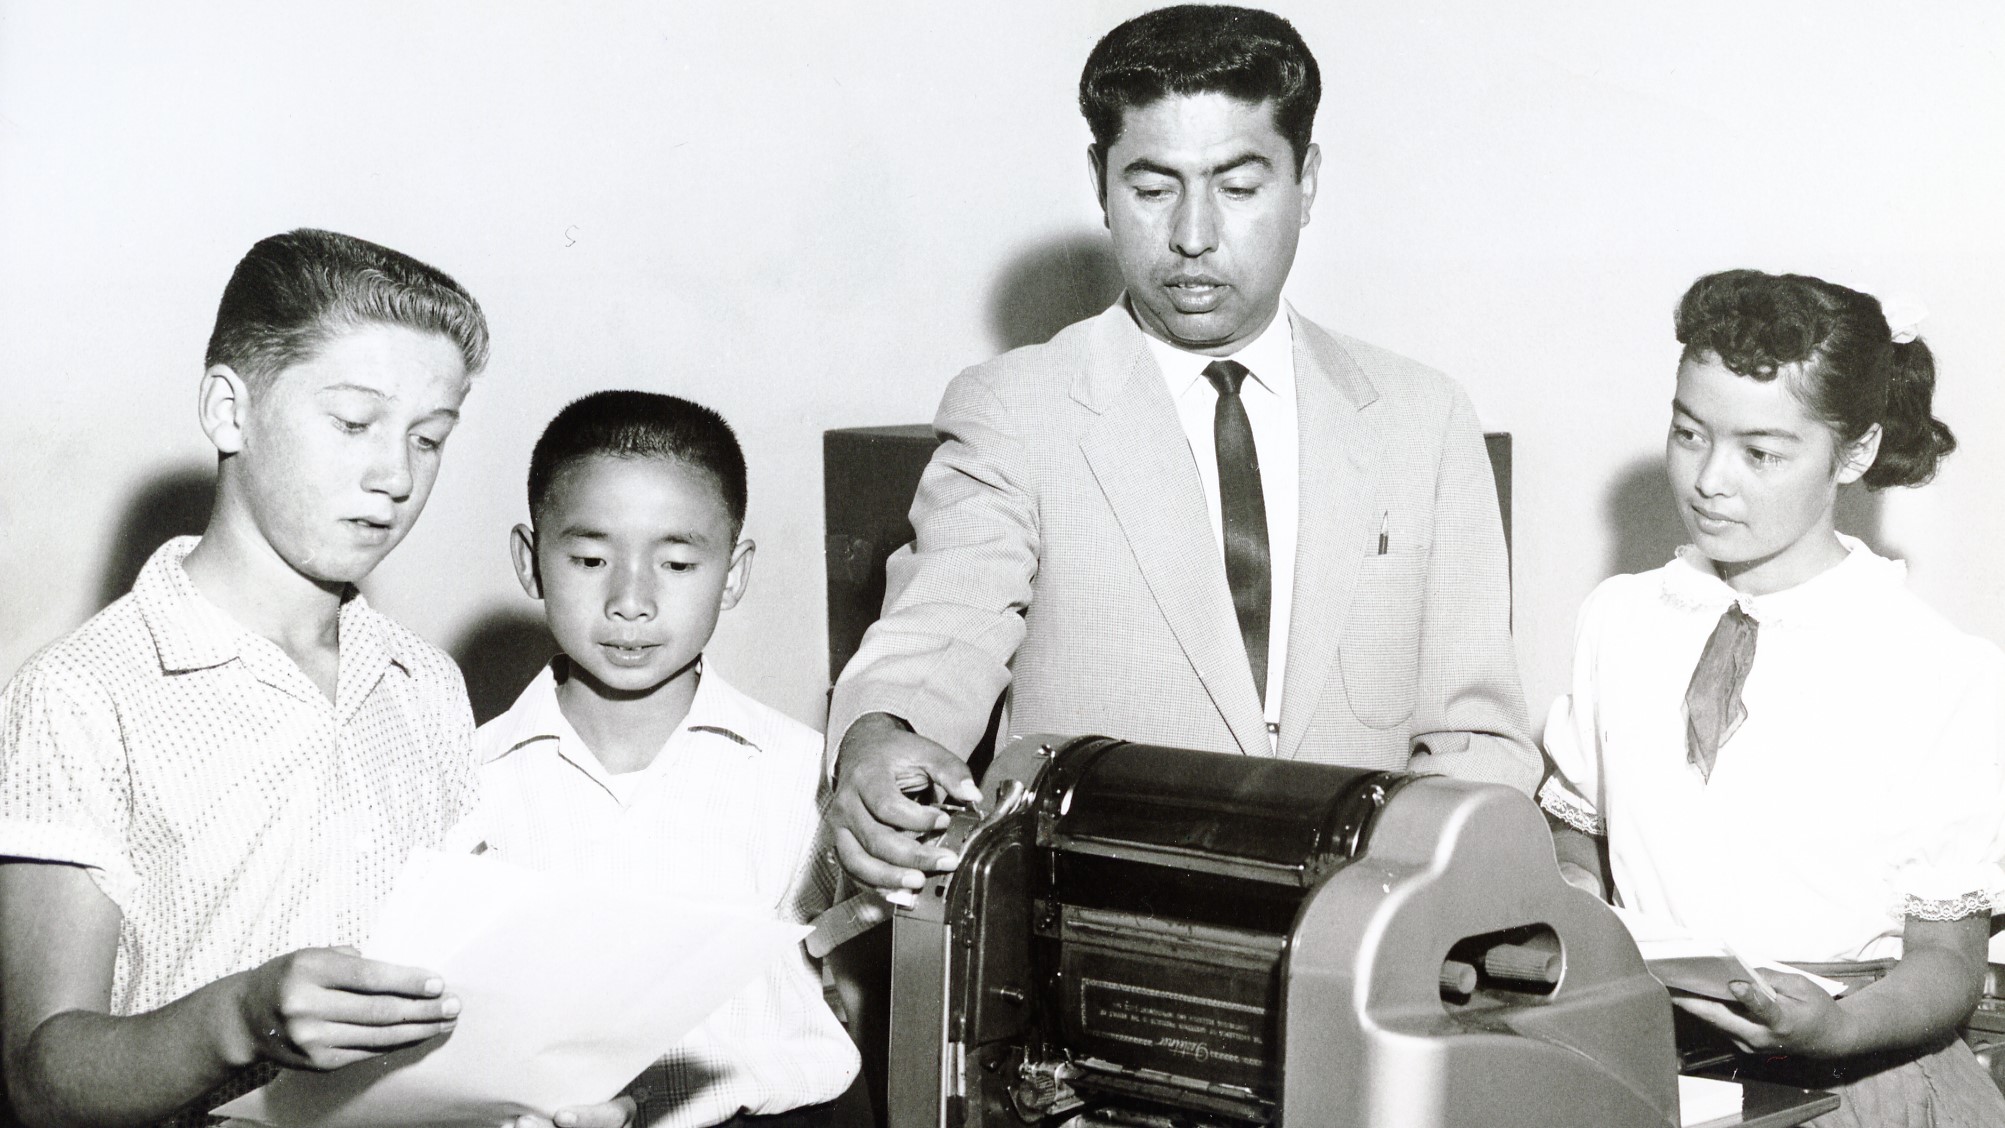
[3,1,2000,732]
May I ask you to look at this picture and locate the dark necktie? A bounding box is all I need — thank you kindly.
[1683,604,1758,782]
[1203,359,1271,705]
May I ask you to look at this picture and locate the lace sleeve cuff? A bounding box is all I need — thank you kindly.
[1537,776,1603,836]
[1902,891,1994,922]
[1892,859,2005,921]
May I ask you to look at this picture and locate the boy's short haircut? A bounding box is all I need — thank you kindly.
[527,390,748,536]
[204,228,491,386]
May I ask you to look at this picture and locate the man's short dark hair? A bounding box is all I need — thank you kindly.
[526,390,748,537]
[1080,4,1320,173]
[205,228,490,386]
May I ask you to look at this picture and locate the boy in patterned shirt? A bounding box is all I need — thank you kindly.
[0,231,624,1128]
[449,391,858,1128]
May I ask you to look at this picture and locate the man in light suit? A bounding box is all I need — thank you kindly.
[826,4,1537,894]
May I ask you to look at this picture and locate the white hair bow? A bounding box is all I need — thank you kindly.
[1881,295,1928,344]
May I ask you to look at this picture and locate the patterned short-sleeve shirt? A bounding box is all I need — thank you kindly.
[0,535,478,1018]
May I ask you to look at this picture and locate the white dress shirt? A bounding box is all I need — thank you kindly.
[1540,537,2005,962]
[1141,303,1300,736]
[455,660,858,1127]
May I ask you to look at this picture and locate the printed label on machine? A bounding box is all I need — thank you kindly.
[1077,977,1268,1067]
[1060,937,1280,1096]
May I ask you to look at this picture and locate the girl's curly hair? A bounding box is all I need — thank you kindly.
[1675,269,1954,488]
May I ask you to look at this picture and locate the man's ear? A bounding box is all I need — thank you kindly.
[719,539,756,613]
[1837,423,1883,485]
[509,523,543,599]
[197,365,251,455]
[1296,142,1322,229]
[1087,144,1109,228]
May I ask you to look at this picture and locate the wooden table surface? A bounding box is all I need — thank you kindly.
[1687,1073,1840,1128]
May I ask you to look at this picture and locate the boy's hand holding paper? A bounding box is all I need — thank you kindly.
[217,850,807,1128]
[504,1095,637,1128]
[229,945,461,1072]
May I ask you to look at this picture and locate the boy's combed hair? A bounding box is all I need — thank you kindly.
[1675,268,1955,489]
[1080,4,1320,173]
[527,390,748,535]
[205,228,490,385]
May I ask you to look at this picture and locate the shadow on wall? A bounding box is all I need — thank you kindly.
[450,606,556,725]
[1601,458,1686,580]
[1835,485,1891,561]
[986,229,1122,353]
[1601,455,1889,581]
[97,464,215,609]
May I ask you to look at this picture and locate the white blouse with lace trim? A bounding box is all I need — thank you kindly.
[1540,536,2005,961]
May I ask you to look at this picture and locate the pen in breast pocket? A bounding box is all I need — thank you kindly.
[1377,511,1389,556]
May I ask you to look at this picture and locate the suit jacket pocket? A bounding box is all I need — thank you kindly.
[1338,553,1424,730]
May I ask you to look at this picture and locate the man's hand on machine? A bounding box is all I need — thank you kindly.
[829,712,983,893]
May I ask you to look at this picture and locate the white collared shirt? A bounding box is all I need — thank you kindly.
[454,661,858,1127]
[1141,304,1300,734]
[1540,537,2005,962]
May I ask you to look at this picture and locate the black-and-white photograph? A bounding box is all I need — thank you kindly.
[1,3,2001,1126]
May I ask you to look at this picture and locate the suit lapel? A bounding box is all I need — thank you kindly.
[1278,314,1383,759]
[1076,303,1268,756]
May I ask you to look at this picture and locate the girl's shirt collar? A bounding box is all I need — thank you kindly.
[1659,533,1906,625]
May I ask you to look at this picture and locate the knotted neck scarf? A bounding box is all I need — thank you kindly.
[1683,603,1759,782]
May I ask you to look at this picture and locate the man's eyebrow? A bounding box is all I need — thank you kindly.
[1120,152,1273,180]
[1671,397,1803,442]
[1208,152,1273,177]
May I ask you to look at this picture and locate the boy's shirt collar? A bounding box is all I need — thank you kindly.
[135,536,414,712]
[484,655,766,776]
[485,663,613,788]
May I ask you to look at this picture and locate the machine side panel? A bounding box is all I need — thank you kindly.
[1280,778,1678,1127]
[889,907,953,1126]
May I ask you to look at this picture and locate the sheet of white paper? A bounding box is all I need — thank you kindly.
[1677,1075,1745,1126]
[217,850,807,1128]
[1608,905,1846,998]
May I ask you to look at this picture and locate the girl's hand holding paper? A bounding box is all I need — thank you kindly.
[1672,968,1847,1055]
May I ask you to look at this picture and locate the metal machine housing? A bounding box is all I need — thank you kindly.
[888,734,1679,1128]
